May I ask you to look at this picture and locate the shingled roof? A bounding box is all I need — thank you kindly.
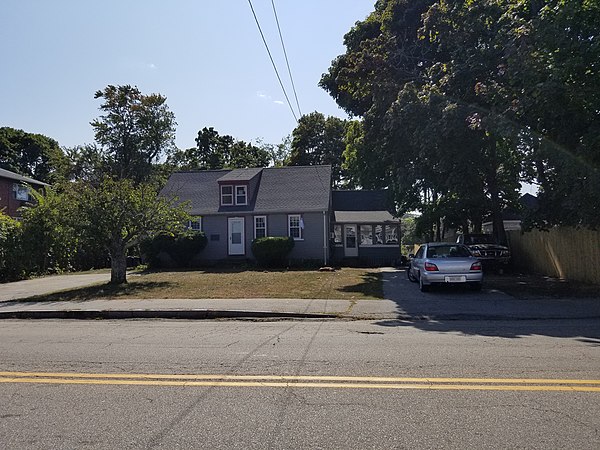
[0,168,49,186]
[161,165,332,215]
[332,190,399,223]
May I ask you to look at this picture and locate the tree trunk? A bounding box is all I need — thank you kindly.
[487,140,507,245]
[109,243,127,285]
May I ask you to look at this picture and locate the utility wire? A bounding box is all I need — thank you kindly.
[247,0,298,122]
[271,0,302,117]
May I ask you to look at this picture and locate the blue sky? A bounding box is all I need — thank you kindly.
[0,1,374,150]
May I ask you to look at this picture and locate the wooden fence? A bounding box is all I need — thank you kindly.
[508,227,600,284]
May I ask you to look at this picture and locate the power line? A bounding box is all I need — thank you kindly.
[271,0,302,117]
[247,0,298,122]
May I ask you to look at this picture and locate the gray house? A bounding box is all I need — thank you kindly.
[161,165,401,266]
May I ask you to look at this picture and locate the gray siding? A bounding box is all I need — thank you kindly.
[199,211,328,263]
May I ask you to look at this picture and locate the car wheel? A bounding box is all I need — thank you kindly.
[407,267,417,282]
[419,274,430,292]
[469,282,482,291]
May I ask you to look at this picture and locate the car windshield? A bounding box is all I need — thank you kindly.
[426,245,471,258]
[466,235,495,244]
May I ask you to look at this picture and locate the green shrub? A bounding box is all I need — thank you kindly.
[0,212,24,282]
[251,236,295,267]
[141,231,208,268]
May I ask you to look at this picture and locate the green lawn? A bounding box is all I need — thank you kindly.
[27,268,384,301]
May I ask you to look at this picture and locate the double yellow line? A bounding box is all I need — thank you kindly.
[1,371,600,392]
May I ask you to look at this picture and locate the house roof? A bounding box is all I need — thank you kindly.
[217,168,262,182]
[161,165,332,215]
[332,190,400,224]
[334,211,399,224]
[0,168,49,186]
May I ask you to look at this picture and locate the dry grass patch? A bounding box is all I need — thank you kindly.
[26,268,383,302]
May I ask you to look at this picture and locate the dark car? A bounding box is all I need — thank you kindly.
[456,234,510,270]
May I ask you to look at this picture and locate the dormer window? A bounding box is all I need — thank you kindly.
[235,186,247,205]
[221,184,248,206]
[221,185,233,205]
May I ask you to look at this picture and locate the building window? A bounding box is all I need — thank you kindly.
[386,225,399,244]
[374,225,384,244]
[13,184,30,201]
[288,214,303,240]
[360,225,373,245]
[236,185,247,205]
[333,224,342,245]
[187,217,202,231]
[254,216,267,239]
[221,185,233,205]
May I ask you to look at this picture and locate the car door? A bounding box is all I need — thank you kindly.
[411,245,426,278]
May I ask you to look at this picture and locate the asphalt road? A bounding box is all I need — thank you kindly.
[1,319,599,449]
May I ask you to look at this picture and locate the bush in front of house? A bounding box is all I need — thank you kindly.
[141,231,208,268]
[251,236,295,267]
[0,212,25,282]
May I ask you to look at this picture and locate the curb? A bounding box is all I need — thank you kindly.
[0,309,339,321]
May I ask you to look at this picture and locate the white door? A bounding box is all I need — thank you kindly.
[228,217,245,255]
[344,224,358,257]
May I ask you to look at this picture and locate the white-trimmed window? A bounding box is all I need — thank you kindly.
[254,216,267,239]
[333,224,343,245]
[288,214,304,240]
[360,225,373,245]
[187,216,202,231]
[13,184,30,201]
[235,185,247,205]
[221,185,233,205]
[386,225,399,244]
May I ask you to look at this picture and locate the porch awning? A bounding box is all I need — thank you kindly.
[334,211,400,224]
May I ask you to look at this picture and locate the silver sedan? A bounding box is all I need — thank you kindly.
[407,243,483,292]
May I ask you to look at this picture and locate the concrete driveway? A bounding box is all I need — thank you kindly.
[0,273,111,301]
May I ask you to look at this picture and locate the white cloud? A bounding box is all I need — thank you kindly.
[273,100,284,105]
[256,91,271,100]
[147,63,157,70]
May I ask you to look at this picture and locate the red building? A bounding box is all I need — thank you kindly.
[0,168,49,219]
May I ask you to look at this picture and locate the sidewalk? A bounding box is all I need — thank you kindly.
[1,269,599,321]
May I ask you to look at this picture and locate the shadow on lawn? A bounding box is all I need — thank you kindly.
[335,271,384,299]
[8,281,174,304]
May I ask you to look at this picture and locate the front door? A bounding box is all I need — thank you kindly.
[344,224,358,257]
[228,217,245,255]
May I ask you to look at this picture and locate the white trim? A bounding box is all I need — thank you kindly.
[187,216,202,231]
[288,214,303,241]
[254,215,267,239]
[235,185,247,205]
[227,217,245,255]
[220,185,233,205]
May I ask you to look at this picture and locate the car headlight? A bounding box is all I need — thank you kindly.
[501,251,510,256]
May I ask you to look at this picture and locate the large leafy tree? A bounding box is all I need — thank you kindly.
[321,0,600,236]
[169,127,270,170]
[76,178,189,284]
[91,85,177,183]
[289,112,351,187]
[0,127,68,183]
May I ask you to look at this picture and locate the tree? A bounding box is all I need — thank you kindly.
[290,112,350,187]
[76,178,189,284]
[254,136,292,167]
[169,127,270,170]
[0,127,68,183]
[91,85,177,182]
[0,212,23,282]
[19,187,81,275]
[321,0,600,236]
